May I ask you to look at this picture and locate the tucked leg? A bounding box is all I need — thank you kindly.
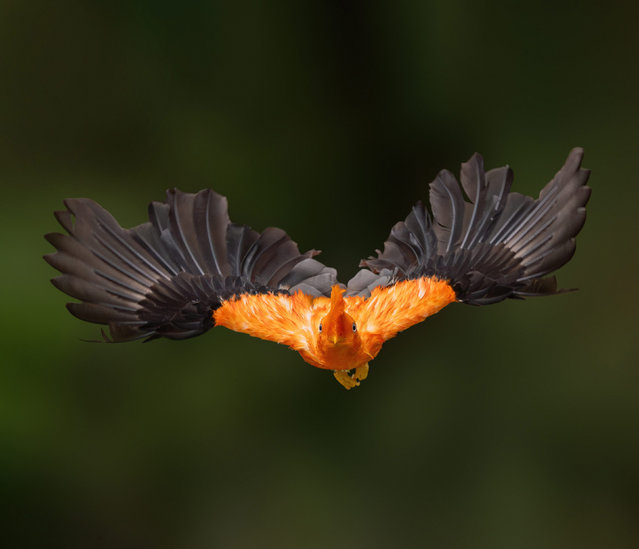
[354,363,369,381]
[333,363,369,390]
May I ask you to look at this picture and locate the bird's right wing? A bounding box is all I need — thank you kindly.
[347,148,591,305]
[45,189,337,342]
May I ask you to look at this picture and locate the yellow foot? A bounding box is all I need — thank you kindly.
[333,363,369,390]
[354,363,369,381]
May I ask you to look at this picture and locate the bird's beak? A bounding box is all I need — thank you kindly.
[330,335,341,345]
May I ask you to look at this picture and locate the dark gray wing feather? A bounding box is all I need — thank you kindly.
[45,189,337,342]
[348,148,591,304]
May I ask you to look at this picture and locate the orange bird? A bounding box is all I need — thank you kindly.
[45,149,590,389]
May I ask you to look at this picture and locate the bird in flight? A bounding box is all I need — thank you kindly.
[45,148,590,389]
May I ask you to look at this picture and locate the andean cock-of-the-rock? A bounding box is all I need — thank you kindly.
[45,149,591,389]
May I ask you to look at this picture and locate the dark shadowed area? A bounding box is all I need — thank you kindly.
[2,2,638,548]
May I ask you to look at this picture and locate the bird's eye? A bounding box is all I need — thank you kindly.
[319,323,323,333]
[352,322,357,332]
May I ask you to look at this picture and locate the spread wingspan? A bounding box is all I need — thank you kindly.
[45,149,591,389]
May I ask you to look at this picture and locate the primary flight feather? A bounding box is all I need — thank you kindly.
[45,148,591,389]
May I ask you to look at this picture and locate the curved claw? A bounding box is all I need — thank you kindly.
[333,363,369,390]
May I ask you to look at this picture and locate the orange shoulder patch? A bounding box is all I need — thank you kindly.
[213,291,329,352]
[347,277,457,343]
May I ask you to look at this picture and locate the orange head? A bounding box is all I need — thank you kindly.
[315,286,367,370]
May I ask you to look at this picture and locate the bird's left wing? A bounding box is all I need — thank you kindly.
[45,189,337,343]
[346,148,590,337]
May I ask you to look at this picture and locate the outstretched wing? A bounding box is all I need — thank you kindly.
[45,189,337,342]
[347,148,591,331]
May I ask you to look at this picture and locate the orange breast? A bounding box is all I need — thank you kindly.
[212,277,456,371]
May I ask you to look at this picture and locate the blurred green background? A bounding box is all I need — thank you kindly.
[2,1,638,547]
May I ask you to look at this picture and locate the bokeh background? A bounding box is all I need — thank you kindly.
[2,2,638,547]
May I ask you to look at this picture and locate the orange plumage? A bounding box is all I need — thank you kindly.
[45,149,590,389]
[213,279,456,387]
